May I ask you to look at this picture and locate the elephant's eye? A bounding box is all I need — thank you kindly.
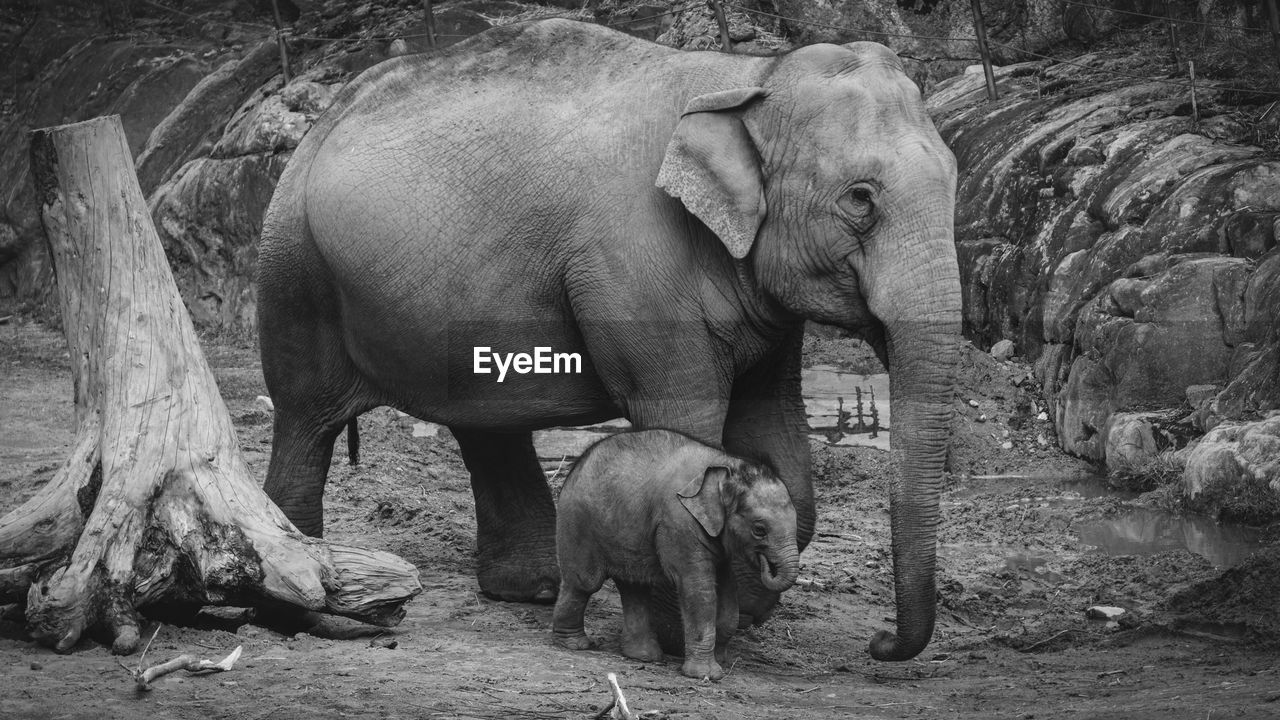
[837,184,877,235]
[751,522,769,539]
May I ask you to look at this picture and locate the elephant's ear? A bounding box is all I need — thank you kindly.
[678,465,732,537]
[656,88,768,260]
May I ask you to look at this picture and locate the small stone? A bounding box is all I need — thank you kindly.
[1037,411,1048,421]
[865,560,880,569]
[255,395,274,412]
[29,661,42,671]
[977,414,987,423]
[990,339,1015,361]
[1001,441,1014,451]
[1086,606,1126,620]
[968,399,980,408]
[1036,434,1048,446]
[220,680,238,687]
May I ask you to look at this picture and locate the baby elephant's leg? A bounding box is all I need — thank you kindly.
[714,565,738,666]
[677,572,724,681]
[616,581,662,662]
[552,562,604,650]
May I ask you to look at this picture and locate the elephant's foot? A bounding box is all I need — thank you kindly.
[681,657,724,682]
[455,428,560,603]
[477,554,559,603]
[553,632,597,651]
[621,635,663,662]
[714,644,731,665]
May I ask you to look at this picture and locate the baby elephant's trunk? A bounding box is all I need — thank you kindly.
[758,541,800,592]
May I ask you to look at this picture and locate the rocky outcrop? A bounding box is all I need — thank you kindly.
[148,72,341,327]
[929,44,1280,515]
[0,37,218,302]
[0,20,337,327]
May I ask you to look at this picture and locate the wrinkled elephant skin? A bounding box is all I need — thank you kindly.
[257,19,961,661]
[552,429,799,681]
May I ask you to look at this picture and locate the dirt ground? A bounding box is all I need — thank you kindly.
[4,319,1280,719]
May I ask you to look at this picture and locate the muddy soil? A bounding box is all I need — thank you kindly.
[3,320,1280,719]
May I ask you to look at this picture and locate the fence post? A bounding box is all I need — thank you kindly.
[710,0,733,53]
[1164,0,1182,70]
[269,0,291,83]
[969,0,998,101]
[1189,60,1199,124]
[422,0,437,49]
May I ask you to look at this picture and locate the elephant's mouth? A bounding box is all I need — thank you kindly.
[758,552,777,577]
[757,552,789,591]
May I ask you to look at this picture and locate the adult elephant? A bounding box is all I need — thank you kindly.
[257,19,960,661]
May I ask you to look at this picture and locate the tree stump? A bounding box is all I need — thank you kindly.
[0,115,421,654]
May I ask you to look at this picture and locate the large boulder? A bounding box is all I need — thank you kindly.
[1182,414,1280,522]
[149,71,342,328]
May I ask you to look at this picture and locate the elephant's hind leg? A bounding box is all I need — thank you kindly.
[258,229,375,537]
[452,428,560,603]
[617,581,663,662]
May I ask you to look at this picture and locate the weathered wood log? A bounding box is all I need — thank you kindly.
[0,115,420,654]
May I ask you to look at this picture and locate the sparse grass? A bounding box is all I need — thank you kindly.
[1108,451,1185,493]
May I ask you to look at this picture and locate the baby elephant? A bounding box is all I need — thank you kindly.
[552,429,799,681]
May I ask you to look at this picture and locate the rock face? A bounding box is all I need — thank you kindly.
[0,23,339,329]
[928,45,1280,514]
[0,38,216,302]
[148,72,340,327]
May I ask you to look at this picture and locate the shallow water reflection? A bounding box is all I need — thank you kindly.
[1076,508,1265,568]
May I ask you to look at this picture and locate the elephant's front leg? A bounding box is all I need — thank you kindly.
[675,560,724,681]
[453,428,559,602]
[714,564,738,666]
[723,327,813,626]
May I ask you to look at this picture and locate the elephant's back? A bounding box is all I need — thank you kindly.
[319,19,674,135]
[565,430,732,496]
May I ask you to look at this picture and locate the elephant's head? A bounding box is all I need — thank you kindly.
[658,43,961,661]
[678,464,800,593]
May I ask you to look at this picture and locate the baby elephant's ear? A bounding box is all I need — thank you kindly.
[678,466,730,537]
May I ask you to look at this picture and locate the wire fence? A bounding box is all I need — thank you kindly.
[133,0,1278,98]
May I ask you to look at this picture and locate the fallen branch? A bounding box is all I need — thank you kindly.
[127,644,242,691]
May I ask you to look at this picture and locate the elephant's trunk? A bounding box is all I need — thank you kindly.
[865,227,962,662]
[757,540,799,592]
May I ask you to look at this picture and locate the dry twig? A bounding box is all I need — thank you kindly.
[594,673,637,720]
[126,645,243,691]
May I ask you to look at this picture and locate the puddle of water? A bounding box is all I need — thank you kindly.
[973,476,1269,569]
[802,365,890,451]
[1076,509,1265,568]
[1056,476,1264,568]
